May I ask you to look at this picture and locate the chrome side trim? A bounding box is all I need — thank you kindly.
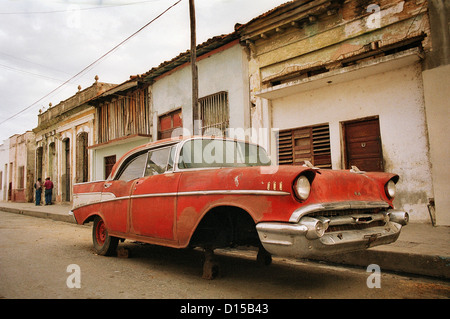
[289,201,390,223]
[72,192,114,210]
[130,190,290,200]
[178,190,290,196]
[72,189,290,210]
[74,180,107,186]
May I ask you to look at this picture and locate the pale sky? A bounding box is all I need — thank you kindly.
[0,0,289,143]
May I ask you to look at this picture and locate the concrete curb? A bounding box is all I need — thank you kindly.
[312,250,450,279]
[2,207,76,224]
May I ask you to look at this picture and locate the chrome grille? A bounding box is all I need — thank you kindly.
[309,208,383,218]
[326,220,385,233]
[307,209,387,233]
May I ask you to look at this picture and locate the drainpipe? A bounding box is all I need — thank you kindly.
[427,198,436,226]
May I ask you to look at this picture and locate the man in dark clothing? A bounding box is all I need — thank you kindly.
[34,178,42,206]
[44,177,54,205]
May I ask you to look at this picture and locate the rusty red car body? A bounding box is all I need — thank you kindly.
[71,136,408,271]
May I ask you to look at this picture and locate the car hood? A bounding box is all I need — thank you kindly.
[306,169,395,206]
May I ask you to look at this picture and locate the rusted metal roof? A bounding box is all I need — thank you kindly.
[234,0,298,32]
[236,0,337,42]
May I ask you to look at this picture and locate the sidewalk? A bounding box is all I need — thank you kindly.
[1,201,449,279]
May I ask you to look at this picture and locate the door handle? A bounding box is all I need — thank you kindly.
[104,183,112,189]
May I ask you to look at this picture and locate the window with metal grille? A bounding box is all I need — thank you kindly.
[198,91,229,136]
[278,123,331,168]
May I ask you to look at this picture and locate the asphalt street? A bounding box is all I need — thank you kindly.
[1,210,449,300]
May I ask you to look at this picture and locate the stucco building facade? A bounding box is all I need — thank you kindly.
[33,78,116,202]
[7,131,35,203]
[237,0,448,225]
[88,33,252,181]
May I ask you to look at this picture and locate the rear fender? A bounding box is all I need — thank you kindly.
[72,204,103,225]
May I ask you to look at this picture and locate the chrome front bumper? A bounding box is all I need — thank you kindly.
[256,208,408,259]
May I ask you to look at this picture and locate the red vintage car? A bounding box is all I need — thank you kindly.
[71,136,408,279]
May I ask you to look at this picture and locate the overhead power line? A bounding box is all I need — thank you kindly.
[0,63,68,83]
[0,0,183,127]
[0,0,161,15]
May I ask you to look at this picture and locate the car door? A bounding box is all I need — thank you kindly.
[101,151,148,234]
[130,145,180,241]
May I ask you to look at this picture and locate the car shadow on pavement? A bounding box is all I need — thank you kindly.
[114,241,345,290]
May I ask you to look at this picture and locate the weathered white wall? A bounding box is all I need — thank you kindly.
[152,43,250,136]
[269,63,433,223]
[422,64,450,226]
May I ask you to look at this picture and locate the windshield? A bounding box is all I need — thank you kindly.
[178,139,271,169]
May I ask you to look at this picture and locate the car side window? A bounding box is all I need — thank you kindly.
[117,152,148,181]
[145,147,171,176]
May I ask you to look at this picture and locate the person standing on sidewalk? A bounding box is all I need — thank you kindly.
[44,177,54,205]
[34,178,42,206]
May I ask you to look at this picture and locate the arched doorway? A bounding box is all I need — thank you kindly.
[76,132,89,183]
[36,147,43,181]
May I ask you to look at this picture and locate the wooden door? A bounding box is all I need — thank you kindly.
[344,118,384,172]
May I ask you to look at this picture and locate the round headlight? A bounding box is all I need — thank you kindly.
[295,175,311,201]
[386,180,396,199]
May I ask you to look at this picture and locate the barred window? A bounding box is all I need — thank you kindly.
[198,91,229,136]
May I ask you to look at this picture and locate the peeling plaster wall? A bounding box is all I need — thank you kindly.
[422,63,450,226]
[246,0,431,89]
[270,63,433,222]
[243,0,436,223]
